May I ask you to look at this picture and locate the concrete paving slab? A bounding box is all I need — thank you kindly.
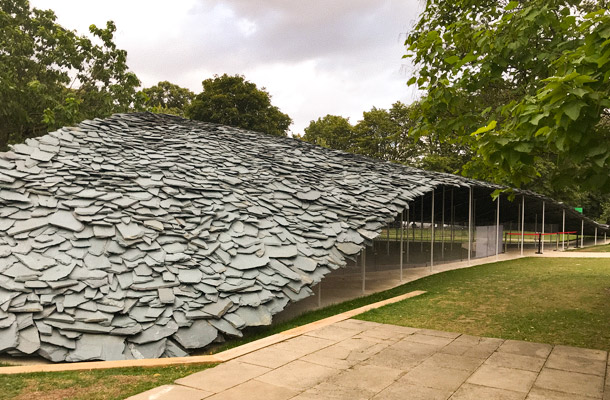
[467,364,538,393]
[255,359,339,390]
[291,381,376,400]
[175,360,270,393]
[125,384,213,400]
[550,344,608,361]
[417,328,461,339]
[127,319,608,400]
[205,379,297,400]
[373,382,453,400]
[353,325,411,341]
[332,319,372,330]
[304,324,363,341]
[451,334,503,347]
[369,324,420,335]
[526,387,598,400]
[497,340,553,359]
[545,352,607,376]
[364,347,426,371]
[401,332,456,347]
[534,368,604,398]
[272,335,336,358]
[235,345,300,369]
[419,352,485,373]
[449,383,526,400]
[327,363,404,392]
[399,362,472,391]
[391,338,443,357]
[301,338,387,369]
[484,352,547,372]
[441,336,505,359]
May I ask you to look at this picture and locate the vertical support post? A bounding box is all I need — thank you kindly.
[441,186,445,261]
[595,227,597,246]
[473,199,477,231]
[468,186,472,263]
[450,189,455,252]
[562,209,566,251]
[541,201,545,254]
[581,220,584,248]
[420,196,424,252]
[386,223,390,256]
[496,194,500,258]
[361,248,366,295]
[317,282,322,307]
[430,189,435,271]
[520,196,525,256]
[400,210,404,281]
[406,204,410,263]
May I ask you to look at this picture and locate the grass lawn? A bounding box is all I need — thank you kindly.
[0,364,216,400]
[356,257,610,350]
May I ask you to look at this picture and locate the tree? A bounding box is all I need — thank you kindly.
[0,0,141,150]
[139,81,194,117]
[187,74,292,136]
[300,102,468,170]
[301,115,355,151]
[405,0,610,194]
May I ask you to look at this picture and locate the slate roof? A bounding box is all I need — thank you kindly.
[0,112,604,362]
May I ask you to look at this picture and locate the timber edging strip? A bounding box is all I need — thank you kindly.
[0,290,426,375]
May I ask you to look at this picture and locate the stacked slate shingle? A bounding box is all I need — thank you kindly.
[0,112,475,362]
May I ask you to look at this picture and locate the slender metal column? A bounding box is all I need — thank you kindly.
[441,187,445,261]
[562,209,566,250]
[406,204,410,263]
[400,210,404,281]
[430,189,435,270]
[468,186,472,263]
[496,194,500,258]
[473,199,477,231]
[386,223,390,255]
[520,196,525,256]
[541,201,545,254]
[450,189,455,251]
[361,248,366,295]
[420,196,424,252]
[517,202,521,232]
[581,220,584,248]
[595,227,598,246]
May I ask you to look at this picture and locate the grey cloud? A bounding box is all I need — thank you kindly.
[127,0,420,84]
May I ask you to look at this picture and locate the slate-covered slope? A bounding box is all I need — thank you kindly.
[0,113,467,362]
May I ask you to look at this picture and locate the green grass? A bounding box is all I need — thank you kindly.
[0,364,216,400]
[355,257,610,350]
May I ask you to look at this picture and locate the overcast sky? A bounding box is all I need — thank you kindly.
[30,0,423,135]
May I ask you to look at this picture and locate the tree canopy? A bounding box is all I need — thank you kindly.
[405,0,610,195]
[301,115,355,151]
[187,74,292,137]
[138,81,194,117]
[300,102,469,173]
[0,0,141,150]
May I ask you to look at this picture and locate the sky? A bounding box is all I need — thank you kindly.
[30,0,423,135]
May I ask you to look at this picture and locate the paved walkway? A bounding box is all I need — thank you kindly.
[129,319,609,400]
